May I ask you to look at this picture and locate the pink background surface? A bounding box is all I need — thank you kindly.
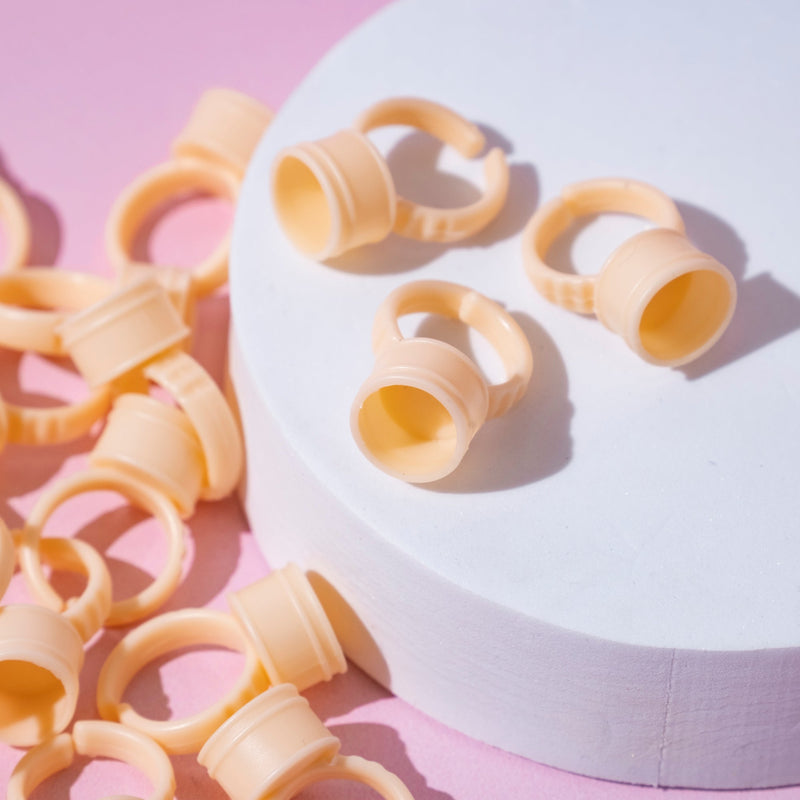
[0,2,797,798]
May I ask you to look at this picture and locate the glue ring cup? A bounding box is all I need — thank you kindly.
[0,268,115,446]
[226,563,346,692]
[0,177,32,272]
[0,536,111,746]
[272,96,509,260]
[97,608,271,755]
[18,466,186,627]
[198,684,414,800]
[6,720,176,800]
[351,279,533,483]
[90,393,205,518]
[522,177,738,366]
[107,88,272,298]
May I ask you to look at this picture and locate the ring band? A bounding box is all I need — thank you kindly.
[97,608,270,754]
[6,720,176,800]
[0,177,31,272]
[18,467,186,627]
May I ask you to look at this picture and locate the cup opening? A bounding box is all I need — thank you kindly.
[358,384,458,481]
[0,659,68,742]
[638,269,733,363]
[273,155,333,256]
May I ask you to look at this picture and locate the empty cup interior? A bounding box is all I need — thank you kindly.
[638,269,734,362]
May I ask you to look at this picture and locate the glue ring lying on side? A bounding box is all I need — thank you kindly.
[351,279,533,483]
[97,564,346,754]
[0,268,114,446]
[18,466,186,627]
[6,720,175,800]
[199,684,413,800]
[0,535,112,746]
[0,177,31,272]
[522,177,737,367]
[272,96,509,260]
[106,88,272,298]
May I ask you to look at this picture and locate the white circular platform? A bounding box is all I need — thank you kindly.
[229,0,800,789]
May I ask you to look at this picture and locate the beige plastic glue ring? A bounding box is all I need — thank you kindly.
[0,177,32,272]
[6,720,176,800]
[0,268,115,446]
[522,177,737,367]
[97,608,271,755]
[0,535,112,746]
[272,96,509,260]
[97,564,345,754]
[106,88,272,298]
[0,517,15,601]
[18,467,186,627]
[351,279,533,483]
[198,683,414,800]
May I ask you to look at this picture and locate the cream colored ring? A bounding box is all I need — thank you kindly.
[144,348,243,501]
[6,720,176,800]
[521,176,686,314]
[0,177,31,272]
[10,532,113,642]
[372,279,532,419]
[353,97,509,243]
[0,268,113,355]
[18,467,186,627]
[0,268,115,445]
[0,516,14,601]
[97,608,270,754]
[106,158,240,298]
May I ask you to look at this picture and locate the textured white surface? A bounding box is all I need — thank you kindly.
[230,0,800,788]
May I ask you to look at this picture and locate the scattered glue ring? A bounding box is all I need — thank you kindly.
[0,177,31,272]
[272,96,509,260]
[106,88,272,298]
[143,348,244,501]
[0,536,111,746]
[0,268,115,446]
[6,720,176,800]
[198,684,414,800]
[97,608,270,755]
[351,279,533,483]
[0,517,14,601]
[521,177,738,366]
[18,467,186,627]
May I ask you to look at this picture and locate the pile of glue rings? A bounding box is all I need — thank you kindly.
[0,86,738,800]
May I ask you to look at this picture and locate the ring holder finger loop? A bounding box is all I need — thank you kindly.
[0,177,32,272]
[18,466,186,627]
[106,88,272,299]
[0,268,115,446]
[271,96,509,260]
[198,683,413,800]
[351,279,533,483]
[0,535,111,746]
[6,720,176,800]
[522,177,738,366]
[97,608,270,755]
[97,564,345,754]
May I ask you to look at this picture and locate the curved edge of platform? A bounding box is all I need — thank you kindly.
[231,327,800,790]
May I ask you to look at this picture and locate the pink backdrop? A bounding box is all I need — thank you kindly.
[0,2,796,797]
